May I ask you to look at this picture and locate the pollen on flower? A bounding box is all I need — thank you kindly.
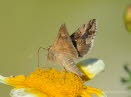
[4,67,106,97]
[5,68,84,97]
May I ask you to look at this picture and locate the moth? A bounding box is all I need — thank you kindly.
[47,19,96,77]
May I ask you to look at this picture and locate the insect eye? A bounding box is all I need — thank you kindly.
[79,31,82,34]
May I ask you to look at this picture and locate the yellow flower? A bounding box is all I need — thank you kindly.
[0,59,107,97]
[124,4,131,32]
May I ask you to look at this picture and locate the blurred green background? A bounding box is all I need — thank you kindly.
[0,0,131,97]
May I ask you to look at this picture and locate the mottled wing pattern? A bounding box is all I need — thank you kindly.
[70,19,97,57]
[48,24,78,62]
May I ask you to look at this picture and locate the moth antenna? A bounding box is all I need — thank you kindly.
[37,47,49,67]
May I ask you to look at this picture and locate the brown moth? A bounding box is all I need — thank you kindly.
[47,19,96,77]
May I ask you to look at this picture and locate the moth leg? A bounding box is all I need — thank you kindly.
[63,67,67,71]
[37,47,48,67]
[61,67,67,83]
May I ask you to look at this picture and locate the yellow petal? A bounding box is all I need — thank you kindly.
[81,86,107,97]
[76,58,105,80]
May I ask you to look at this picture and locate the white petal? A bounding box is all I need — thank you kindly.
[77,58,105,79]
[10,88,37,97]
[0,75,6,84]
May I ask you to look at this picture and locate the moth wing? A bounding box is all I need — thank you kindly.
[50,24,78,59]
[70,19,97,57]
